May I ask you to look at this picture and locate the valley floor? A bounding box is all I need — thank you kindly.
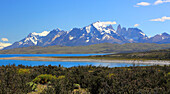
[0,56,170,65]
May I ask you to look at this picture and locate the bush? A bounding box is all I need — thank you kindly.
[74,84,80,89]
[17,68,30,74]
[57,75,65,80]
[32,74,57,84]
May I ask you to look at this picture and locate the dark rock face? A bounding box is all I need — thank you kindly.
[116,25,148,43]
[3,22,170,50]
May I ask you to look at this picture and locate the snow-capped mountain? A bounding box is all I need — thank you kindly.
[58,21,128,46]
[25,31,50,45]
[4,31,50,49]
[145,32,170,44]
[3,21,170,50]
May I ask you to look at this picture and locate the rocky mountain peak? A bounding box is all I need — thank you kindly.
[2,22,170,50]
[161,32,169,36]
[106,25,114,30]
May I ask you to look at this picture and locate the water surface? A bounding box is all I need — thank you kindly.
[0,53,108,58]
[0,60,147,68]
[0,54,148,67]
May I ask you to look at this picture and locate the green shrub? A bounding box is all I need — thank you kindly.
[57,75,65,80]
[107,73,115,78]
[32,74,57,84]
[17,68,30,74]
[27,82,37,91]
[74,84,80,89]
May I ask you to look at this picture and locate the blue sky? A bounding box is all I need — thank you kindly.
[0,0,170,44]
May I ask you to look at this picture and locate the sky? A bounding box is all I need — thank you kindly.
[0,0,170,45]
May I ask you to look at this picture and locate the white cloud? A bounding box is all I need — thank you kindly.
[136,2,151,7]
[0,42,12,49]
[1,38,8,41]
[134,24,140,27]
[150,16,170,22]
[154,0,170,5]
[154,0,164,5]
[135,0,170,7]
[101,21,117,25]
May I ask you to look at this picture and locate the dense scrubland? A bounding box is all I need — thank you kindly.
[0,65,169,94]
[0,43,170,54]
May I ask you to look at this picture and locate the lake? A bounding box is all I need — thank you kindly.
[0,53,108,58]
[0,54,147,67]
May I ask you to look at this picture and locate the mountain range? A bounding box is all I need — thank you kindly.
[3,21,170,50]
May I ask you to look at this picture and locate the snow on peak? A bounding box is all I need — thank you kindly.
[24,31,50,45]
[162,37,165,40]
[23,36,38,45]
[69,35,74,40]
[23,31,50,45]
[85,25,91,33]
[32,31,50,37]
[102,34,111,40]
[140,32,146,36]
[84,21,117,34]
[86,40,89,42]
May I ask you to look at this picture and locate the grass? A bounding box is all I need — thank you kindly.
[0,43,170,54]
[45,48,170,61]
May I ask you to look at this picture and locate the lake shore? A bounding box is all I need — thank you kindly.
[0,57,170,65]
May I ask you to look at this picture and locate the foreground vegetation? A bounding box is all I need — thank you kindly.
[0,43,170,54]
[0,65,169,94]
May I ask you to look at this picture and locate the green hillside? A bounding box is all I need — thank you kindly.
[0,43,170,54]
[80,48,170,60]
[48,48,170,60]
[105,48,170,60]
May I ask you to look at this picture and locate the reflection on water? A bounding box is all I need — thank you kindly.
[0,60,147,68]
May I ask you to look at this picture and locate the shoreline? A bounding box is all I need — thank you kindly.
[0,57,170,65]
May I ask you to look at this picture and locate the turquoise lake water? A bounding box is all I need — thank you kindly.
[0,54,147,67]
[0,53,108,58]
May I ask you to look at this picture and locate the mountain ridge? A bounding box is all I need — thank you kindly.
[3,21,170,50]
